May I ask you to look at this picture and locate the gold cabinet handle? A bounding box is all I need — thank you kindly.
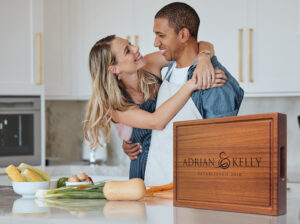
[238,29,243,82]
[248,28,253,82]
[134,35,139,46]
[35,33,42,85]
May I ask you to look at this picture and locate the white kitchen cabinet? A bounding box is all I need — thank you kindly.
[246,0,300,96]
[44,0,199,99]
[0,0,44,95]
[44,0,136,99]
[44,0,300,99]
[192,0,246,84]
[195,0,300,96]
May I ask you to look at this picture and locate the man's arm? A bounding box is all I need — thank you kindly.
[122,140,142,160]
[190,56,244,118]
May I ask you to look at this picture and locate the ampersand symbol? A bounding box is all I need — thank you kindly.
[216,152,230,169]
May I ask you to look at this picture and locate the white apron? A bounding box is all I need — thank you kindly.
[144,62,202,186]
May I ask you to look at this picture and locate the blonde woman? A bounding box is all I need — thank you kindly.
[84,35,225,179]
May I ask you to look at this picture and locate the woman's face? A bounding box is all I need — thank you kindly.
[110,37,145,76]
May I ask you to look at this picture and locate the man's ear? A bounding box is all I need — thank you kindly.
[108,65,120,74]
[178,28,190,43]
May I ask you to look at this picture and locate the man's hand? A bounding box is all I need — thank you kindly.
[212,68,227,88]
[122,140,142,160]
[193,54,215,90]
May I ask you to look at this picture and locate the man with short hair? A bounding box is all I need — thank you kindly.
[124,2,244,186]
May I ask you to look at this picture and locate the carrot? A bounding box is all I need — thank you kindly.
[146,183,173,197]
[76,186,89,189]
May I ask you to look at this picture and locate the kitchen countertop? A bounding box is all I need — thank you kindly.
[0,182,300,224]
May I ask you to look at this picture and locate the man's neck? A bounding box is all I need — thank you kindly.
[176,40,198,68]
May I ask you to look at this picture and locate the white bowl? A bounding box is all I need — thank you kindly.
[12,181,50,198]
[65,181,92,186]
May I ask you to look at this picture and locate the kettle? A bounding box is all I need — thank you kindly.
[82,130,107,164]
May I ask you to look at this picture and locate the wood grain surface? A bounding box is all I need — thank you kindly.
[173,113,286,216]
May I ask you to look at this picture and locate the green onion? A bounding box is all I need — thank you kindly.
[35,182,106,199]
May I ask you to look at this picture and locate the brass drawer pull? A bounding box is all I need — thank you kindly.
[238,29,243,82]
[248,28,253,82]
[35,33,42,85]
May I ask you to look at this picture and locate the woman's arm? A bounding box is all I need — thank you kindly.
[142,52,169,78]
[199,41,215,58]
[193,41,217,90]
[142,41,216,81]
[112,79,197,130]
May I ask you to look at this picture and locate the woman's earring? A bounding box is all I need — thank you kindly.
[118,75,121,80]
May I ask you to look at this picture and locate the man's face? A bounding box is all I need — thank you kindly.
[153,18,182,61]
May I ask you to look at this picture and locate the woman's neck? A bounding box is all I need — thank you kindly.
[120,72,144,104]
[121,73,144,104]
[121,72,139,92]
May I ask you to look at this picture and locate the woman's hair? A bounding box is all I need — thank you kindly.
[84,35,160,149]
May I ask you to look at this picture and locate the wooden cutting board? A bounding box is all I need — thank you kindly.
[173,113,286,215]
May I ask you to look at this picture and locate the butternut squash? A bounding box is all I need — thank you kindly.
[103,178,146,201]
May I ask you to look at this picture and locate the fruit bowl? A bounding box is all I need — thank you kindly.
[12,181,50,198]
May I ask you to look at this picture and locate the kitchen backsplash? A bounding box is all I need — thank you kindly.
[46,97,300,170]
[46,101,129,167]
[238,97,300,168]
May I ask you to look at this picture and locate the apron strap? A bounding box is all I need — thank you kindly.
[164,62,176,82]
[165,57,199,82]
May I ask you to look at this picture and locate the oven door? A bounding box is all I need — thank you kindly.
[0,111,41,167]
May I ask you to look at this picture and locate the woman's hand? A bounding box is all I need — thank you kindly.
[192,54,215,90]
[212,68,228,88]
[191,67,228,91]
[186,77,199,92]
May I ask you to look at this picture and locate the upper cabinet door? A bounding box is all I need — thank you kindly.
[190,0,300,96]
[0,0,44,94]
[193,0,247,83]
[43,0,300,99]
[73,0,136,98]
[245,0,300,95]
[44,0,135,99]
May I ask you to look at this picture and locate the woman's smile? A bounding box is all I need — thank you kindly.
[135,54,144,62]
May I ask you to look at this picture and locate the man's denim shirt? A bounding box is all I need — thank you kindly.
[167,56,244,118]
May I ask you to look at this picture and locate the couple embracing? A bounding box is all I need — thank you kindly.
[84,2,244,186]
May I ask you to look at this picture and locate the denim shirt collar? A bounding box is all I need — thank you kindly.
[165,57,198,82]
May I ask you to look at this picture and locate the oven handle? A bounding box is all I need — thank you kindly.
[0,97,40,110]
